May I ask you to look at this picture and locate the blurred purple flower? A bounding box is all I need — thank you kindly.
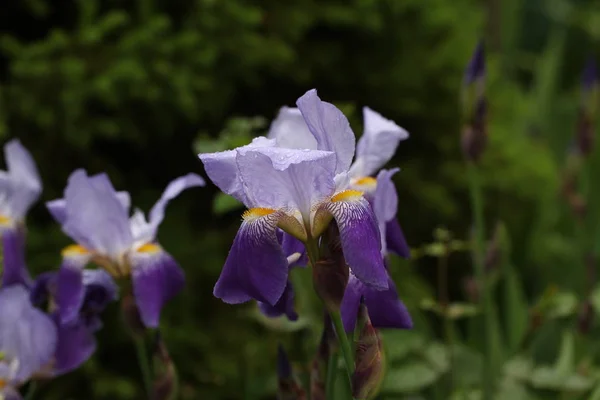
[0,140,42,288]
[47,171,204,328]
[582,57,598,91]
[0,285,57,397]
[199,89,388,308]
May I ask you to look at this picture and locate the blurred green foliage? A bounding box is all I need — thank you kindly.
[2,0,600,398]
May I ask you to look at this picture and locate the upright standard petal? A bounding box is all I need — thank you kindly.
[1,227,31,287]
[199,137,276,205]
[349,109,409,178]
[214,209,289,305]
[61,170,133,257]
[325,191,387,289]
[0,286,57,382]
[47,191,130,225]
[341,273,412,332]
[372,169,398,255]
[130,245,185,328]
[296,89,355,174]
[3,139,42,219]
[267,107,318,150]
[145,173,205,239]
[236,147,336,220]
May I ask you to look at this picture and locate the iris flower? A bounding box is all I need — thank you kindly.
[0,286,57,400]
[0,140,42,287]
[47,170,204,328]
[200,89,388,307]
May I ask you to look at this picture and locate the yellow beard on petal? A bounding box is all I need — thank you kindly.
[331,190,364,203]
[136,243,161,254]
[242,207,277,221]
[0,215,11,226]
[352,176,377,193]
[61,244,89,257]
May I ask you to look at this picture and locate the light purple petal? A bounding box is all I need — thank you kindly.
[1,227,31,287]
[61,170,133,257]
[296,89,355,175]
[373,169,399,255]
[0,286,57,382]
[3,139,42,219]
[2,387,22,400]
[47,191,129,225]
[267,107,318,150]
[131,248,185,328]
[145,173,205,239]
[199,137,276,205]
[349,108,408,178]
[281,232,307,267]
[56,257,87,325]
[236,147,336,219]
[52,316,96,376]
[326,195,388,289]
[386,218,410,259]
[214,212,288,305]
[258,280,298,321]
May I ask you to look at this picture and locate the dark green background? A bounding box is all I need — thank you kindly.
[2,0,599,398]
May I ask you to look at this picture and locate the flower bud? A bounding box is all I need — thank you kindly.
[121,292,146,338]
[461,42,487,163]
[152,333,178,400]
[576,57,598,156]
[313,223,349,312]
[352,301,384,400]
[277,345,306,400]
[461,98,487,162]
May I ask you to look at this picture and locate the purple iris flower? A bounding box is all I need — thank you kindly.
[268,104,413,331]
[30,269,118,375]
[0,285,57,399]
[270,105,410,259]
[46,170,204,328]
[200,89,388,308]
[0,140,42,288]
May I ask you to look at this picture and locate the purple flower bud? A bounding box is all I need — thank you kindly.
[277,345,306,400]
[461,98,488,162]
[152,333,178,400]
[352,302,384,399]
[313,224,349,313]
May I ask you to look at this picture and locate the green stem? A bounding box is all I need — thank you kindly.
[467,163,493,399]
[305,236,356,397]
[134,336,153,398]
[330,310,354,382]
[24,382,37,400]
[326,352,338,400]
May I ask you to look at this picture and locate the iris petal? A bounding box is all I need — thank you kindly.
[130,246,185,328]
[325,193,388,289]
[214,210,289,306]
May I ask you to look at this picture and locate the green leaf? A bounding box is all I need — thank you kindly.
[213,193,243,215]
[503,357,534,381]
[381,361,440,393]
[422,342,449,373]
[383,330,426,362]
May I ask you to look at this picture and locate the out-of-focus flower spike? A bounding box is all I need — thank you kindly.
[152,333,178,400]
[352,300,384,400]
[277,344,306,400]
[464,41,485,86]
[461,41,488,163]
[577,56,599,156]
